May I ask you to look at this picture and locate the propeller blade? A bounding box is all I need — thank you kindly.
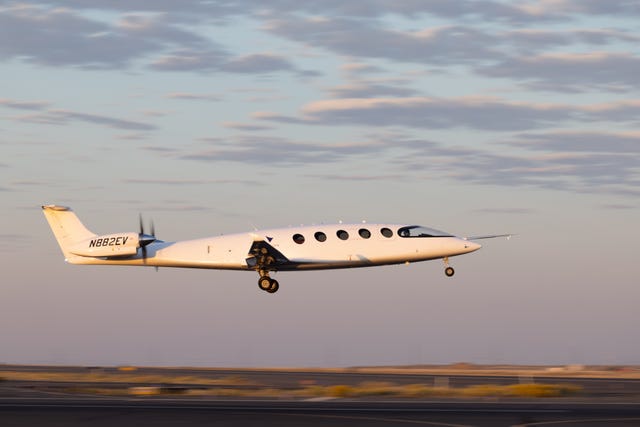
[138,213,156,264]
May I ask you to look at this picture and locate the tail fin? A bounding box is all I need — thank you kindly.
[42,205,96,260]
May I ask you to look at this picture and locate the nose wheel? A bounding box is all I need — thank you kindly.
[443,257,455,277]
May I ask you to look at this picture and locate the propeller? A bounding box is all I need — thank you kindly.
[138,214,157,263]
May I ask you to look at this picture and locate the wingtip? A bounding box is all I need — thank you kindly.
[42,205,71,211]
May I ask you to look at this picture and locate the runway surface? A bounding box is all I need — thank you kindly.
[2,365,640,426]
[3,397,640,427]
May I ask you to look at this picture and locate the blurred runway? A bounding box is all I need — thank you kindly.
[2,365,640,426]
[3,397,640,426]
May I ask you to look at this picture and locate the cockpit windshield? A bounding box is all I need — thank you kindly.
[397,225,452,238]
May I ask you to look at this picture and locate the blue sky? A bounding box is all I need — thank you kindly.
[1,0,639,367]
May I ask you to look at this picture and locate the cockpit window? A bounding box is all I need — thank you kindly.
[397,225,452,238]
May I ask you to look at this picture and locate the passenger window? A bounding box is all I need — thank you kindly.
[381,228,393,238]
[315,231,327,242]
[292,234,305,244]
[358,228,371,239]
[336,230,349,240]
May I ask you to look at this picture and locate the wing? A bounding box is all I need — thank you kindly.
[465,234,513,241]
[246,239,290,270]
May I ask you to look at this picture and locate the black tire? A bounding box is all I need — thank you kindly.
[445,267,455,277]
[258,277,272,291]
[267,279,279,293]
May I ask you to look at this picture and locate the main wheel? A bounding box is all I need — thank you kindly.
[267,279,279,293]
[258,276,272,291]
[445,266,455,277]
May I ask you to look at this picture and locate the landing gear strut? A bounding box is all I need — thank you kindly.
[258,270,279,293]
[249,242,285,294]
[443,257,455,277]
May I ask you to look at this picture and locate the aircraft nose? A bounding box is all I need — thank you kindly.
[463,240,482,252]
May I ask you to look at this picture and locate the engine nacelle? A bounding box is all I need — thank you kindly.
[69,232,140,257]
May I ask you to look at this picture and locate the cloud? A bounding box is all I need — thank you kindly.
[0,4,179,68]
[139,145,180,154]
[328,83,421,98]
[180,135,389,166]
[255,97,640,131]
[142,110,170,117]
[115,133,150,141]
[46,0,640,23]
[480,52,640,92]
[123,178,260,186]
[12,109,156,131]
[340,62,386,77]
[580,100,640,123]
[222,122,274,131]
[527,0,640,17]
[305,173,408,182]
[149,49,229,72]
[4,1,637,91]
[509,131,640,154]
[151,50,300,75]
[503,29,640,52]
[257,96,574,131]
[250,111,310,125]
[403,147,639,197]
[0,98,50,110]
[165,93,222,101]
[600,204,637,210]
[170,125,639,197]
[1,3,296,75]
[266,19,501,65]
[53,0,242,21]
[430,130,640,196]
[473,208,535,215]
[219,53,295,73]
[494,131,640,195]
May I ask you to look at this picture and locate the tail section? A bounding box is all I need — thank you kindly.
[42,205,96,260]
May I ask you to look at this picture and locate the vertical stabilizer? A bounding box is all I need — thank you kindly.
[42,205,96,260]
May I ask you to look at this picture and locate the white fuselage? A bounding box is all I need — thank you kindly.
[65,223,481,271]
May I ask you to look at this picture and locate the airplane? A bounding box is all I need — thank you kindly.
[42,205,510,293]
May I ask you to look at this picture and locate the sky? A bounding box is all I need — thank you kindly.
[1,0,639,367]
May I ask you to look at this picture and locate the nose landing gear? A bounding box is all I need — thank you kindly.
[443,257,455,277]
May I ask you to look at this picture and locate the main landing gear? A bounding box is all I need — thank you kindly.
[258,270,279,294]
[252,244,280,294]
[443,257,455,277]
